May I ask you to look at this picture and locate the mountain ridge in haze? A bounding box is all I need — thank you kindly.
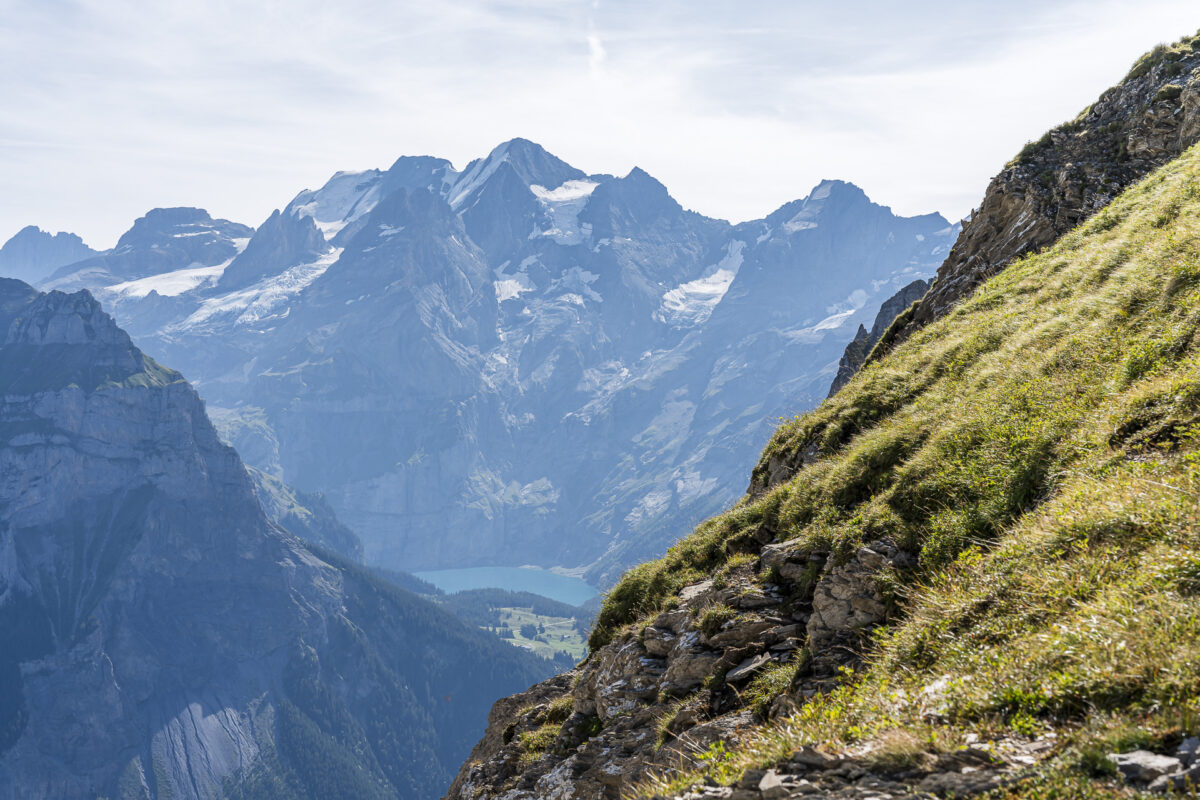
[31,138,960,587]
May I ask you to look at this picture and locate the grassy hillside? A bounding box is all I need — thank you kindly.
[591,139,1200,796]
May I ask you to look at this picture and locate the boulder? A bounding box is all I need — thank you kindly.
[1107,750,1183,783]
[807,539,914,651]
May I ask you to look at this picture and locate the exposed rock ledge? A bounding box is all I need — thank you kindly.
[442,539,998,800]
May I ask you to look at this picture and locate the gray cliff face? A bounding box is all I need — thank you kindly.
[0,279,549,799]
[48,142,958,586]
[870,32,1200,361]
[826,278,928,396]
[0,226,97,285]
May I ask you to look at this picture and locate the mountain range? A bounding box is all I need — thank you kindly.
[8,139,958,587]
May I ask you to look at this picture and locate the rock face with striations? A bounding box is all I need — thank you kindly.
[865,31,1200,364]
[0,279,549,799]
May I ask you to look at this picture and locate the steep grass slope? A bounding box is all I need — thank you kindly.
[447,136,1200,800]
[621,134,1200,796]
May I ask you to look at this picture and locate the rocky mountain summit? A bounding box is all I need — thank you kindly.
[0,279,550,799]
[0,225,96,284]
[41,207,253,293]
[40,141,957,586]
[830,29,1200,395]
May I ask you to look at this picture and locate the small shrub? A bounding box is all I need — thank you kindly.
[1156,83,1184,103]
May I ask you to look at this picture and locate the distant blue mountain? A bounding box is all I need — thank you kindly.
[49,139,959,586]
[0,225,96,284]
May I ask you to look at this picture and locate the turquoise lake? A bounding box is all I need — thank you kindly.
[413,566,598,607]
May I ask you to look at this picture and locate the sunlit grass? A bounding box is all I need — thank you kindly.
[611,140,1200,797]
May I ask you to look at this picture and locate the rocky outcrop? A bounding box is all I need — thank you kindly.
[827,279,927,396]
[1105,739,1200,793]
[443,531,933,800]
[868,32,1200,362]
[0,279,550,799]
[248,465,365,560]
[217,208,328,290]
[443,524,1070,800]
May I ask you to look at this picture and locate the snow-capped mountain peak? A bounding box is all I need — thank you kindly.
[42,145,958,589]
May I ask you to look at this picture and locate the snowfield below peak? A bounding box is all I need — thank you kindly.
[291,171,384,239]
[530,180,598,246]
[655,240,745,327]
[98,238,251,299]
[171,248,343,332]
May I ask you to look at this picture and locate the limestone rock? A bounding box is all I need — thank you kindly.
[807,539,915,652]
[725,653,772,683]
[1108,750,1183,783]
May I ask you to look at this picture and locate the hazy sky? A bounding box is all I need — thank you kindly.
[3,0,1199,248]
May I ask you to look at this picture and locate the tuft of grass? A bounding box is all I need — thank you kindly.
[713,553,758,589]
[544,695,574,725]
[861,727,945,772]
[745,657,803,718]
[1156,83,1185,103]
[518,722,561,767]
[1124,31,1200,82]
[697,604,737,639]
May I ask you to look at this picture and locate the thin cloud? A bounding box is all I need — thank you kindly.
[0,0,1197,247]
[588,33,607,76]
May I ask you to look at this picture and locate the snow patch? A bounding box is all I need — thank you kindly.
[496,279,534,302]
[102,263,227,298]
[655,240,745,327]
[98,238,249,299]
[529,180,599,245]
[291,171,383,239]
[553,266,602,304]
[783,308,858,344]
[494,256,538,302]
[625,489,672,527]
[172,248,343,331]
[675,470,719,503]
[449,143,512,209]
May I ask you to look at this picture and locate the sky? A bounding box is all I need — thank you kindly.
[2,0,1199,249]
